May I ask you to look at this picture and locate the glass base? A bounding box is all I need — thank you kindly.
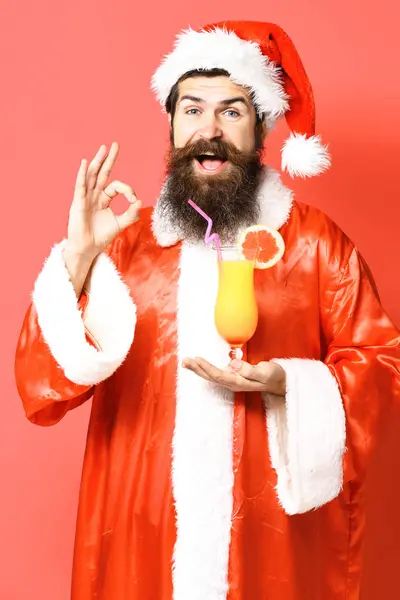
[229,347,243,361]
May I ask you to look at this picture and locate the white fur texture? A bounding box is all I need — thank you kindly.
[173,242,234,600]
[265,359,346,515]
[151,26,289,126]
[256,167,293,229]
[32,240,136,386]
[152,166,293,248]
[281,133,331,178]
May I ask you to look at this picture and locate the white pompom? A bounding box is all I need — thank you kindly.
[281,133,331,178]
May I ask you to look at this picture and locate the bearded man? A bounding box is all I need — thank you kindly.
[14,20,400,600]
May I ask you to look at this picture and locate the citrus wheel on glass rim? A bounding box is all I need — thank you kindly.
[237,224,285,269]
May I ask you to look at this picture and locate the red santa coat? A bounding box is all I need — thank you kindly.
[15,168,400,599]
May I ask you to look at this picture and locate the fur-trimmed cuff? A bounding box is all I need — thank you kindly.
[32,240,136,386]
[264,359,346,515]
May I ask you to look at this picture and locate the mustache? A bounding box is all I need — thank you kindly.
[165,138,257,170]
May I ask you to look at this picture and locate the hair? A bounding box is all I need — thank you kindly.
[165,68,266,149]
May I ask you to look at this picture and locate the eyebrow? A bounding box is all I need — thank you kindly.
[178,95,249,107]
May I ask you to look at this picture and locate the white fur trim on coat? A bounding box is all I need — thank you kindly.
[173,242,234,600]
[281,133,331,178]
[151,26,289,126]
[32,240,136,386]
[256,167,293,229]
[265,359,346,515]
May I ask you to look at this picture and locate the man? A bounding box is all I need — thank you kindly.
[14,20,400,600]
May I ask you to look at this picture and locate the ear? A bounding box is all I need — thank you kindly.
[168,113,172,125]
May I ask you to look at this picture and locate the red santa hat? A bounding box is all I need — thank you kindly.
[151,20,331,178]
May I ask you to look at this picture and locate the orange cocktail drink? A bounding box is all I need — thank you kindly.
[214,246,258,360]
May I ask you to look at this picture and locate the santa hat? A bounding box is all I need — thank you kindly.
[151,21,331,178]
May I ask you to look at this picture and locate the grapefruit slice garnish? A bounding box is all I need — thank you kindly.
[237,224,285,269]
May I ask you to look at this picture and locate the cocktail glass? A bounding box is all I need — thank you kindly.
[214,245,258,361]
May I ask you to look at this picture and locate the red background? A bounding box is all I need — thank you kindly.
[2,0,400,598]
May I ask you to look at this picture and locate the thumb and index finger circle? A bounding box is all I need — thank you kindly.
[100,180,141,232]
[101,180,136,206]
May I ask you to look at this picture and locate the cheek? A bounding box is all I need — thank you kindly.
[227,121,256,152]
[231,132,255,153]
[172,117,196,148]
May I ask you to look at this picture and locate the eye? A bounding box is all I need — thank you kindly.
[224,109,240,118]
[186,108,201,115]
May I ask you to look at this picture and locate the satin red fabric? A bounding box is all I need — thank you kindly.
[15,203,400,599]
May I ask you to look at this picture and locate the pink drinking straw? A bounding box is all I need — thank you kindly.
[187,199,222,261]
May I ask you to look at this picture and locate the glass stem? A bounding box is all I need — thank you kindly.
[229,347,243,361]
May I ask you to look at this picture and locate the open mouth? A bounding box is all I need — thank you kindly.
[194,154,229,174]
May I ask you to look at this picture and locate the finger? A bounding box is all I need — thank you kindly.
[195,357,269,391]
[194,358,226,380]
[230,360,286,395]
[116,200,141,232]
[95,141,120,191]
[71,159,88,208]
[193,358,241,387]
[182,358,213,382]
[99,180,141,231]
[229,359,272,383]
[86,144,109,191]
[99,180,136,209]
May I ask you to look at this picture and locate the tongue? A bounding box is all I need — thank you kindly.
[202,159,224,171]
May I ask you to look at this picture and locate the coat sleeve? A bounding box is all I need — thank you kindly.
[265,238,400,515]
[14,236,136,426]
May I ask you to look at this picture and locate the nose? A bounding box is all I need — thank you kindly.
[197,114,223,140]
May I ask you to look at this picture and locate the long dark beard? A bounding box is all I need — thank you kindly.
[158,138,264,244]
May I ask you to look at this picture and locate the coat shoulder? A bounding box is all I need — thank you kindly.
[288,199,356,263]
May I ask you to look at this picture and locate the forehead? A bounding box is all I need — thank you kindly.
[177,75,252,103]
